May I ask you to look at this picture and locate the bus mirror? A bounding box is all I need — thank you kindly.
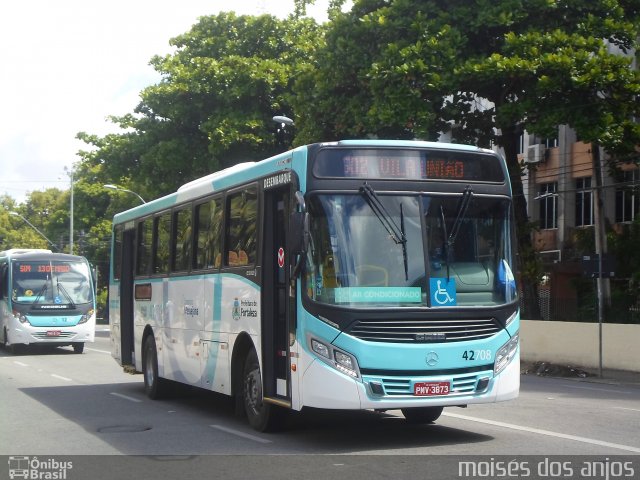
[91,265,98,291]
[289,211,309,256]
[290,190,309,257]
[290,212,309,281]
[294,190,306,212]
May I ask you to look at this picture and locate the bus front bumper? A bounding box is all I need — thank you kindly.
[301,350,520,410]
[8,323,95,346]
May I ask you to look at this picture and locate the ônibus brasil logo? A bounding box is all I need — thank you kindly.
[8,456,73,479]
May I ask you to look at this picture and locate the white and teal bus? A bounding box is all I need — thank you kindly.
[0,249,96,353]
[109,140,519,431]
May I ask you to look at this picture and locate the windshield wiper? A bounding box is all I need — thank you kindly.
[57,280,76,308]
[400,203,408,281]
[360,182,408,280]
[442,185,473,279]
[32,276,49,306]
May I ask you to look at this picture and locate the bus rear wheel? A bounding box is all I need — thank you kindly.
[242,349,282,432]
[143,335,169,399]
[401,406,444,424]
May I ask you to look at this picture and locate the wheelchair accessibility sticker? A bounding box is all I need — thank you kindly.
[430,277,457,306]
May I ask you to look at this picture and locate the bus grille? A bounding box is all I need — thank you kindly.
[31,331,75,339]
[380,373,483,396]
[348,318,500,343]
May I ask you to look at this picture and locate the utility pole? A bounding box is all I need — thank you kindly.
[591,143,609,378]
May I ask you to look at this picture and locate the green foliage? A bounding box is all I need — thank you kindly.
[4,2,639,308]
[78,13,322,202]
[293,0,640,290]
[609,217,640,292]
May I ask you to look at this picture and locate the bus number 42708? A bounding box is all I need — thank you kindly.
[462,350,492,361]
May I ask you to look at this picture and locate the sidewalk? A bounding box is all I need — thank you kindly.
[521,360,640,387]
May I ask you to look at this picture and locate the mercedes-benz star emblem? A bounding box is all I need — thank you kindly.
[426,351,439,366]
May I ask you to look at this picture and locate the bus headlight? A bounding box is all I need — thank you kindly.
[334,350,358,378]
[78,309,95,324]
[309,337,360,379]
[12,310,30,325]
[494,332,519,375]
[311,338,330,358]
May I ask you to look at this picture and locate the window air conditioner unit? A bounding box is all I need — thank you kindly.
[526,144,546,164]
[539,250,561,264]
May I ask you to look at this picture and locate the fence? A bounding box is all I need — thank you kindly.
[520,292,640,323]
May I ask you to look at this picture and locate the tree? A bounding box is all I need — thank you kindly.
[78,12,321,201]
[0,196,52,251]
[293,0,449,144]
[292,0,640,308]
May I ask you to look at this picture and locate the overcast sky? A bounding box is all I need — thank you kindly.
[0,0,330,204]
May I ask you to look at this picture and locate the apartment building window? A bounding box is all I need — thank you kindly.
[575,177,594,227]
[538,182,558,229]
[616,170,640,223]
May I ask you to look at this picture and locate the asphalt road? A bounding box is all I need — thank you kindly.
[1,330,638,479]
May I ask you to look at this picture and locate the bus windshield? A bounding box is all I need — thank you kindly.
[11,260,93,306]
[305,192,516,308]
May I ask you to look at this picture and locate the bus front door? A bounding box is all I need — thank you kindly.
[120,228,135,367]
[261,185,292,405]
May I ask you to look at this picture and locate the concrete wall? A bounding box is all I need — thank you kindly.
[521,320,640,372]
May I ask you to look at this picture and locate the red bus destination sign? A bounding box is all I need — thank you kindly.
[314,148,505,183]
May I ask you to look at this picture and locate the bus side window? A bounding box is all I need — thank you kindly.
[0,264,6,299]
[195,198,223,270]
[136,219,153,276]
[172,207,193,272]
[225,187,257,266]
[153,212,171,274]
[113,225,123,281]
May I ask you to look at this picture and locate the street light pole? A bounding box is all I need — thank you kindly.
[9,211,59,251]
[103,184,146,204]
[65,167,74,254]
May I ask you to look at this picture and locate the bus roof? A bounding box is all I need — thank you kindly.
[0,249,52,257]
[0,249,87,262]
[112,145,306,225]
[111,140,502,225]
[327,139,496,155]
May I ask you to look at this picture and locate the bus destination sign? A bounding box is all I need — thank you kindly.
[314,148,505,183]
[17,263,72,273]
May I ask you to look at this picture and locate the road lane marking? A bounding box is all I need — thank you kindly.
[110,392,143,403]
[443,412,640,453]
[210,425,272,444]
[86,347,111,354]
[51,374,73,382]
[613,407,640,413]
[13,361,29,367]
[561,384,633,394]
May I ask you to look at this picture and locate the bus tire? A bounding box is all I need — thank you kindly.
[72,342,84,354]
[3,328,16,354]
[143,335,168,399]
[401,406,444,424]
[242,349,282,432]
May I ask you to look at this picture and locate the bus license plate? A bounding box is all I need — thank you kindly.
[46,330,61,337]
[414,381,450,396]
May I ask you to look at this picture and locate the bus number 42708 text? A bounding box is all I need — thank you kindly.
[462,350,492,361]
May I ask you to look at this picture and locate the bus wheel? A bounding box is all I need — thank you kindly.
[401,406,444,424]
[242,349,281,432]
[72,342,84,354]
[3,328,15,354]
[143,335,168,399]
